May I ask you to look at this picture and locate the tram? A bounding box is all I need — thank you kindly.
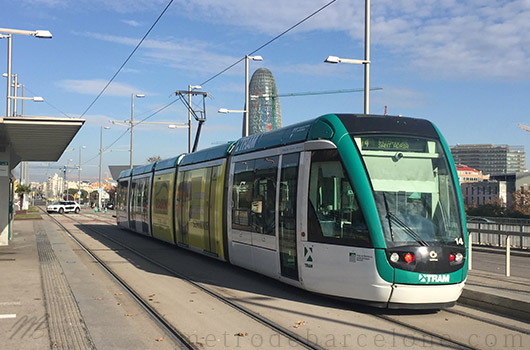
[116,114,468,308]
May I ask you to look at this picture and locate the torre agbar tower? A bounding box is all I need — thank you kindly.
[248,68,282,135]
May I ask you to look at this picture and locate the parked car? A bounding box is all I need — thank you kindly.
[467,217,496,224]
[46,201,81,214]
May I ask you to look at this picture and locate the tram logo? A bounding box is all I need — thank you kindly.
[304,246,313,268]
[418,274,450,284]
[429,250,438,262]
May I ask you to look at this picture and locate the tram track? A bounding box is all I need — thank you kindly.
[444,307,530,335]
[43,209,325,350]
[41,208,197,350]
[44,209,529,350]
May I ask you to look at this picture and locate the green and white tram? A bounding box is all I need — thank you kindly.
[117,114,467,308]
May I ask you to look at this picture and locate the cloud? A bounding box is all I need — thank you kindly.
[62,1,530,81]
[77,32,241,75]
[172,0,530,80]
[21,0,167,12]
[121,19,142,27]
[371,86,427,111]
[56,79,146,96]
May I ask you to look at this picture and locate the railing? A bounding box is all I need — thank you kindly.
[467,222,530,277]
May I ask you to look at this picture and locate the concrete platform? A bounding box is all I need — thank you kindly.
[1,216,528,350]
[0,218,179,350]
[461,270,530,322]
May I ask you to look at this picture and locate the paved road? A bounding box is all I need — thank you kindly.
[470,250,530,279]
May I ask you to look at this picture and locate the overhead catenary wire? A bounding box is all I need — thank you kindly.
[58,0,339,176]
[79,0,338,120]
[77,0,338,130]
[78,0,175,118]
[79,99,179,167]
[23,86,72,118]
[199,0,338,87]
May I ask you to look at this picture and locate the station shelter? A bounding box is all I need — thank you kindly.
[0,116,84,245]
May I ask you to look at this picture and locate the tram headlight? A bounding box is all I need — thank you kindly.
[390,252,400,263]
[450,252,464,264]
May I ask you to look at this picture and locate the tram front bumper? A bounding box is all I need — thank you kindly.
[387,281,465,309]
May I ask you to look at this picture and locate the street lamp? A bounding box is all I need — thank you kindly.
[2,73,44,116]
[218,55,262,137]
[218,108,245,114]
[78,145,86,204]
[64,158,73,200]
[99,126,110,210]
[324,1,371,114]
[244,55,262,136]
[324,55,370,114]
[324,56,369,65]
[168,124,188,129]
[130,93,145,168]
[0,27,52,117]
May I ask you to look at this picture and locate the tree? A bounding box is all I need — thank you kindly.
[67,188,79,201]
[511,187,530,215]
[147,155,161,163]
[107,186,117,203]
[466,199,506,217]
[15,184,31,208]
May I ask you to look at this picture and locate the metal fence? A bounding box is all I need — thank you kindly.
[466,222,530,276]
[467,222,530,249]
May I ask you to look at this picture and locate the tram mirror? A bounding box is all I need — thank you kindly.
[392,152,404,162]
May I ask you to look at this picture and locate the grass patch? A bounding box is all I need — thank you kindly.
[27,206,40,212]
[14,213,42,220]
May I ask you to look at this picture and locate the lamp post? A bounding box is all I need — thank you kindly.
[324,0,370,114]
[2,73,43,116]
[0,27,52,117]
[218,108,245,114]
[244,55,262,136]
[64,158,73,200]
[99,126,110,210]
[324,54,371,114]
[130,93,145,169]
[78,145,86,204]
[219,55,263,137]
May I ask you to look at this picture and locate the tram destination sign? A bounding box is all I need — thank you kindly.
[360,136,427,153]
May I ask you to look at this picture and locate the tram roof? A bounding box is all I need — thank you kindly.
[117,168,131,179]
[231,119,316,156]
[336,114,438,138]
[179,142,235,166]
[131,163,156,176]
[155,154,185,171]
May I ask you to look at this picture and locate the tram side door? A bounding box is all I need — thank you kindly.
[278,153,300,281]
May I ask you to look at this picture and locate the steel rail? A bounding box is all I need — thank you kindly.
[41,208,198,350]
[48,210,324,350]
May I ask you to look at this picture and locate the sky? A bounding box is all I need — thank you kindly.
[2,0,530,183]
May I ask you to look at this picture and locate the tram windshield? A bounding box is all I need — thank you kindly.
[354,135,463,247]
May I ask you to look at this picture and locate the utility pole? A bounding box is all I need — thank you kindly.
[175,89,208,153]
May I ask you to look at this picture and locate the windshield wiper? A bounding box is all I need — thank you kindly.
[387,211,429,247]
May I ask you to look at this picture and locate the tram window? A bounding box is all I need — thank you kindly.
[279,153,299,279]
[232,157,278,235]
[307,150,371,247]
[117,180,128,211]
[253,157,278,235]
[232,160,255,230]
